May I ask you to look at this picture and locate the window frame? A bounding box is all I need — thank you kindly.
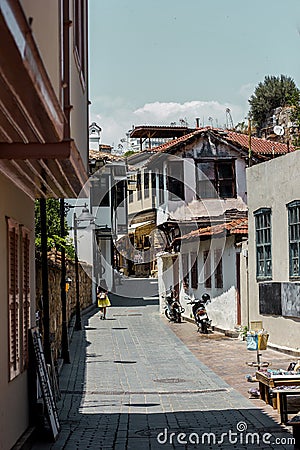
[287,200,300,279]
[181,253,189,288]
[7,219,31,380]
[73,0,87,88]
[136,172,142,200]
[167,161,184,201]
[214,249,223,289]
[196,159,236,199]
[203,250,212,289]
[254,208,272,280]
[190,252,198,289]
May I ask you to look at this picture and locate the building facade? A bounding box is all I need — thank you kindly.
[147,127,291,331]
[0,1,89,448]
[246,150,300,354]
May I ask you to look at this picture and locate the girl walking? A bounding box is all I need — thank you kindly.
[97,286,111,319]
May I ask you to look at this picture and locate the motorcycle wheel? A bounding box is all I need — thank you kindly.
[165,309,172,321]
[201,321,208,334]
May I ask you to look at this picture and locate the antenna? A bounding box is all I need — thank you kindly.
[273,125,284,136]
[225,108,234,129]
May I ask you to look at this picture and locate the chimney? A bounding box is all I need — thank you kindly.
[195,118,200,128]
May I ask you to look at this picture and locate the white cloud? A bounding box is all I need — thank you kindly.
[90,99,247,148]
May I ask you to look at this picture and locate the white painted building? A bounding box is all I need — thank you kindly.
[151,127,291,331]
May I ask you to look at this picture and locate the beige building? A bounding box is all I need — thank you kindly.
[246,150,300,354]
[0,1,89,448]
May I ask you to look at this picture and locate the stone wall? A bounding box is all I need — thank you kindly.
[36,253,93,361]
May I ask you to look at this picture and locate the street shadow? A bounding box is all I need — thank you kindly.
[108,292,159,307]
[29,309,294,450]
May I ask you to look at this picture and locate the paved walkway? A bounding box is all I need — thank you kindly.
[30,296,294,449]
[166,318,297,424]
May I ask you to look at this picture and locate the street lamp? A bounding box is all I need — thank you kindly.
[73,204,95,330]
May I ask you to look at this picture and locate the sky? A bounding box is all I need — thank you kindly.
[88,0,300,149]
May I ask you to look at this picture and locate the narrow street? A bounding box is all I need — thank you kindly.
[30,292,294,450]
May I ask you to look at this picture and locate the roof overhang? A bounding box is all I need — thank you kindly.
[130,125,195,139]
[0,141,89,199]
[0,1,88,198]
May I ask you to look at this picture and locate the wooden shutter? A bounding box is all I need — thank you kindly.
[21,227,30,371]
[7,218,20,380]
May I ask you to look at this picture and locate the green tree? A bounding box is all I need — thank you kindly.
[35,199,74,258]
[123,150,136,157]
[248,75,300,131]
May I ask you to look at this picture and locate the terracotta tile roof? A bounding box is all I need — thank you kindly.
[150,128,205,153]
[89,149,123,162]
[149,127,293,158]
[178,217,248,241]
[222,130,294,156]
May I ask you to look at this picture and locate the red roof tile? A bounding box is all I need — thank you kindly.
[178,218,248,241]
[149,127,293,158]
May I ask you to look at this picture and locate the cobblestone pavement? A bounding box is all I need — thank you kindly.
[30,297,294,450]
[166,316,297,424]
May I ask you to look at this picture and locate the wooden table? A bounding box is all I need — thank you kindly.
[273,388,300,423]
[256,371,300,414]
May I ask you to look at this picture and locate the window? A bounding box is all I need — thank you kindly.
[144,172,149,198]
[288,201,300,278]
[168,161,184,201]
[92,176,110,207]
[158,174,164,205]
[203,250,212,288]
[181,253,189,288]
[7,218,31,380]
[214,249,223,288]
[74,0,86,83]
[255,208,272,279]
[116,180,125,207]
[151,172,156,191]
[190,252,198,289]
[137,172,142,200]
[196,160,236,199]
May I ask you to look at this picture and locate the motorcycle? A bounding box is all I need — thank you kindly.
[163,288,185,323]
[187,293,212,334]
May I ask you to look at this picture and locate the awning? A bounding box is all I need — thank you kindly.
[128,220,153,232]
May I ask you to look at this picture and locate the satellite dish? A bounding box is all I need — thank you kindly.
[273,125,284,136]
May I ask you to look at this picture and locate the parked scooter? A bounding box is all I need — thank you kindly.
[163,287,185,323]
[187,293,212,334]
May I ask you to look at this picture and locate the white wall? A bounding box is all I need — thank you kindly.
[179,236,239,331]
[157,255,175,313]
[247,151,300,352]
[157,234,240,331]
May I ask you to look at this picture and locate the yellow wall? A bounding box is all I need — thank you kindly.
[0,173,35,450]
